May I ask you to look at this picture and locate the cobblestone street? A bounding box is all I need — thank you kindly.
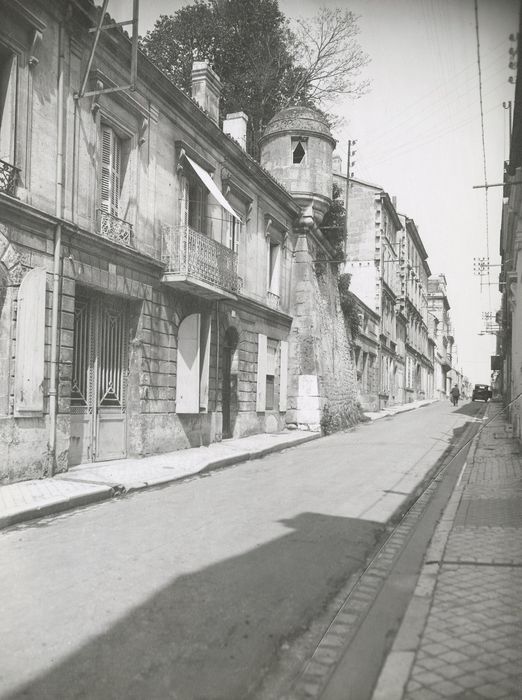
[375,404,522,700]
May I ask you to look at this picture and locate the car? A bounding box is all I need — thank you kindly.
[472,384,492,402]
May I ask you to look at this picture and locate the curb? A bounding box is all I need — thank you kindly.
[370,404,487,700]
[0,432,321,530]
[0,486,115,530]
[365,399,439,423]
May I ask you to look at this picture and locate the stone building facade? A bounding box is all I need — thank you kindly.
[499,7,522,443]
[260,108,359,430]
[334,173,405,408]
[0,1,361,483]
[428,274,454,398]
[398,215,434,402]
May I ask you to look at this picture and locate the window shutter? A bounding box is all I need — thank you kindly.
[234,218,240,255]
[180,177,189,227]
[199,315,211,412]
[224,211,233,249]
[176,313,201,413]
[279,340,288,412]
[14,268,46,414]
[256,333,267,412]
[100,125,112,214]
[111,133,121,216]
[100,125,121,216]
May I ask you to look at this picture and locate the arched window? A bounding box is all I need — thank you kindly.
[176,313,211,413]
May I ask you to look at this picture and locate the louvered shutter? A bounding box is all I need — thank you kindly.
[100,125,121,216]
[111,132,121,216]
[100,126,112,214]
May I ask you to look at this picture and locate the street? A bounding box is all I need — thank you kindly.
[0,401,485,700]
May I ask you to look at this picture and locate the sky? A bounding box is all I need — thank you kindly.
[110,0,518,384]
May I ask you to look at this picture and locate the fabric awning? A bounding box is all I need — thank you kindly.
[184,154,242,222]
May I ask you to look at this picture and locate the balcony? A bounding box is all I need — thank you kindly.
[97,209,134,247]
[161,224,238,300]
[0,159,20,196]
[266,291,280,309]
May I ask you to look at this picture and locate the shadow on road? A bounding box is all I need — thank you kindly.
[5,512,384,700]
[453,401,487,418]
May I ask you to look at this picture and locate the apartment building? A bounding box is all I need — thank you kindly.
[398,215,434,402]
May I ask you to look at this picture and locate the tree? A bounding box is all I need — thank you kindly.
[140,0,300,154]
[287,8,370,109]
[140,2,369,155]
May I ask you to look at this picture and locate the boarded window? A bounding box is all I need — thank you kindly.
[176,313,211,413]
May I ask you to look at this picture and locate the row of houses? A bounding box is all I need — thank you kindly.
[497,4,522,445]
[0,0,464,484]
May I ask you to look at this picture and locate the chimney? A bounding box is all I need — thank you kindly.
[332,153,342,173]
[191,61,221,124]
[223,112,248,150]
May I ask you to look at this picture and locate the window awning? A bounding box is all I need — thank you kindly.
[184,154,242,222]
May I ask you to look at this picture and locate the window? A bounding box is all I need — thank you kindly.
[268,240,281,295]
[265,343,277,410]
[100,125,122,217]
[180,173,208,234]
[292,139,306,164]
[0,45,17,166]
[176,313,211,413]
[223,210,240,254]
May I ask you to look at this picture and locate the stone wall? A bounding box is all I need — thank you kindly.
[287,231,359,432]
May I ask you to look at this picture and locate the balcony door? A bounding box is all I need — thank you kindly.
[70,292,128,465]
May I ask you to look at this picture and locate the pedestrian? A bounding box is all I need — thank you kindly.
[450,384,460,406]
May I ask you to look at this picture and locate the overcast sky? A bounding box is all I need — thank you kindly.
[111,0,518,384]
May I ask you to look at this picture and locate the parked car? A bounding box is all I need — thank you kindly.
[472,384,492,401]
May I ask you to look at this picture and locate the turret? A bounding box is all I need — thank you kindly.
[259,106,336,225]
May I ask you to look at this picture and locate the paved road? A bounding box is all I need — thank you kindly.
[0,401,484,700]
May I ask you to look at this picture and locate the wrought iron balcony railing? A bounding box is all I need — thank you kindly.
[97,209,134,247]
[162,224,239,294]
[0,159,19,196]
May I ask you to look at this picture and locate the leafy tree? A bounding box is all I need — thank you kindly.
[321,182,346,259]
[140,0,301,154]
[140,1,369,155]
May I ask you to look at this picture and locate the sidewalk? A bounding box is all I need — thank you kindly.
[0,399,439,531]
[364,398,438,422]
[0,430,320,530]
[372,402,522,700]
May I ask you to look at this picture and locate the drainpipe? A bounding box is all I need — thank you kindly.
[48,23,65,475]
[215,299,220,435]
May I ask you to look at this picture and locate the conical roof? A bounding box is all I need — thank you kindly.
[260,106,335,144]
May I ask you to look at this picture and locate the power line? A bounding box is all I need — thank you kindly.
[474,0,491,312]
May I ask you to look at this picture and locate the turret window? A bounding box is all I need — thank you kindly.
[291,137,307,164]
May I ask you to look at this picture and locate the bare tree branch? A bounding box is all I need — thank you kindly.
[285,7,370,108]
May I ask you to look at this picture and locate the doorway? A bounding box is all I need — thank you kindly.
[222,327,238,439]
[70,291,129,465]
